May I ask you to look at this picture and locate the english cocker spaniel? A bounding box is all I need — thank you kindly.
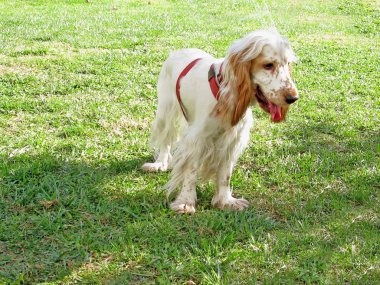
[142,30,299,214]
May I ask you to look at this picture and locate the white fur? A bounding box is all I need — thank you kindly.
[142,30,298,213]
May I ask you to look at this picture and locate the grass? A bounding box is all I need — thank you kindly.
[0,0,379,284]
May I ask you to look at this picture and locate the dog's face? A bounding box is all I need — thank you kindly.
[251,44,298,122]
[217,30,299,126]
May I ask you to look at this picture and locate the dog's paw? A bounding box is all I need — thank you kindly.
[170,202,196,214]
[212,197,249,211]
[141,162,168,172]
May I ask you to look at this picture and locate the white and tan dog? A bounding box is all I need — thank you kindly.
[142,30,298,214]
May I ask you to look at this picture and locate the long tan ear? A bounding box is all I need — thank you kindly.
[211,52,256,126]
[230,55,254,126]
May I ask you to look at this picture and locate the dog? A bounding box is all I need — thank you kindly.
[142,30,298,214]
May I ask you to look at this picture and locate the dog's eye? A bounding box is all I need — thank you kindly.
[264,63,274,70]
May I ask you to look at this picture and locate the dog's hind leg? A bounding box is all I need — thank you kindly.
[142,64,181,173]
[141,108,174,173]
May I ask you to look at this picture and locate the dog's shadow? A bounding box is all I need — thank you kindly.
[4,117,378,283]
[2,150,279,283]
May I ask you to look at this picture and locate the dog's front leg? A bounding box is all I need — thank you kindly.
[170,164,197,214]
[212,162,249,211]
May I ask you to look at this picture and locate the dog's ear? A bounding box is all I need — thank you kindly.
[211,53,256,126]
[229,54,254,126]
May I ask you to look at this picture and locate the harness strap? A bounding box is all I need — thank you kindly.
[175,59,224,121]
[175,58,202,121]
[208,62,223,100]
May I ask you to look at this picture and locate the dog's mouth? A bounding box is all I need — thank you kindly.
[255,87,287,122]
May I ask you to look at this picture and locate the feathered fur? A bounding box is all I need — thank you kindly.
[142,30,298,214]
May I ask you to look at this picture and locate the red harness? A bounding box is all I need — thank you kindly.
[175,58,223,121]
[208,62,224,100]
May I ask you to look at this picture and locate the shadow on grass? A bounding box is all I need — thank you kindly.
[0,153,149,282]
[1,119,378,284]
[0,152,277,284]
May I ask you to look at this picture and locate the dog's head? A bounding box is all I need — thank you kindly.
[219,30,298,125]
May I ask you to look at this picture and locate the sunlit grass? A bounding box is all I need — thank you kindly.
[0,0,379,284]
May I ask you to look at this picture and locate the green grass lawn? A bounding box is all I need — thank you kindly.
[0,0,379,284]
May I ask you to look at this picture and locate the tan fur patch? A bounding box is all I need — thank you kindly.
[212,51,257,126]
[231,58,254,125]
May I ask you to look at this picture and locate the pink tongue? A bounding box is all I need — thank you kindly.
[268,101,282,122]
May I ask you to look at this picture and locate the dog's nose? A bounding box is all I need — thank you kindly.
[285,95,299,104]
